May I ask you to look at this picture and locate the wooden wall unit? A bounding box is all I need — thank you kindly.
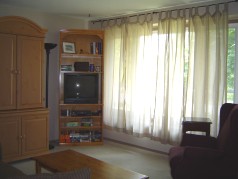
[59,29,104,145]
[0,16,49,162]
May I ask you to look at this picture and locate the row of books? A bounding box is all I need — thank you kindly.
[59,131,102,143]
[61,110,101,117]
[64,118,94,127]
[81,118,93,127]
[90,42,102,54]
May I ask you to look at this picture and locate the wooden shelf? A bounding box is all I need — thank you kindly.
[59,141,103,146]
[60,116,102,119]
[60,71,103,74]
[61,53,102,59]
[60,126,101,130]
[59,103,103,107]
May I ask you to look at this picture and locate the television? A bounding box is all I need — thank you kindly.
[64,73,99,104]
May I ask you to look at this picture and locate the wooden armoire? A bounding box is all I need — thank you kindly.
[0,16,49,162]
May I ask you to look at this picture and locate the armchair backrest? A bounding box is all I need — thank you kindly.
[219,103,237,132]
[217,103,238,159]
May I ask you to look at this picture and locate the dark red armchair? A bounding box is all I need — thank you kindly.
[169,103,238,179]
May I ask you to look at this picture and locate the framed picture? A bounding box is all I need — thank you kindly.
[62,42,76,53]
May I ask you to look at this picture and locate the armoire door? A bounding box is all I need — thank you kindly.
[0,116,21,160]
[0,33,17,110]
[17,36,45,109]
[21,113,48,155]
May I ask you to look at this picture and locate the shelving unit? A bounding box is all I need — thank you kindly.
[59,29,104,145]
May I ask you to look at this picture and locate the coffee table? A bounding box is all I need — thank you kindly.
[32,149,149,179]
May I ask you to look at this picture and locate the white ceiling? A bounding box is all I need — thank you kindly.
[0,0,227,20]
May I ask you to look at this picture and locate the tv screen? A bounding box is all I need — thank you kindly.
[64,73,99,104]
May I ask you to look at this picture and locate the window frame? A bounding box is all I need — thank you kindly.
[228,22,238,103]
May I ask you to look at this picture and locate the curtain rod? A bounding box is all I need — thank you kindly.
[91,0,237,23]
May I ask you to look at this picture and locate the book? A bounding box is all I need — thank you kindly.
[61,65,72,71]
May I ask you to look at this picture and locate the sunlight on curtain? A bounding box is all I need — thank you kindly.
[184,4,228,136]
[104,21,158,135]
[152,13,186,144]
[103,4,228,145]
[103,25,125,129]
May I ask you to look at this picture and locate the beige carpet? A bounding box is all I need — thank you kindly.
[11,140,172,179]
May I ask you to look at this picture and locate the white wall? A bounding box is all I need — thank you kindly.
[0,4,88,141]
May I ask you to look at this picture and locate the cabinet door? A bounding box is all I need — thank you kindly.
[0,116,21,160]
[17,36,45,109]
[21,113,48,155]
[0,34,17,110]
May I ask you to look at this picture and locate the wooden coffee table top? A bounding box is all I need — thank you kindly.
[32,149,149,179]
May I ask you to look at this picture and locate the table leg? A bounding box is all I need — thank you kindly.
[35,161,42,174]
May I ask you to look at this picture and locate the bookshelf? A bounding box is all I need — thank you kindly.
[59,29,104,145]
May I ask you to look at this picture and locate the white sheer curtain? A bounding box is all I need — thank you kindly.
[103,20,157,136]
[103,4,228,145]
[151,12,186,144]
[184,4,228,136]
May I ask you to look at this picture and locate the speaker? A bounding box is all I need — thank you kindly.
[74,62,89,71]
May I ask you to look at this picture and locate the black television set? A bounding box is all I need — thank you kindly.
[64,73,99,104]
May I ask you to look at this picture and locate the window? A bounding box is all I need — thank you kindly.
[227,23,238,103]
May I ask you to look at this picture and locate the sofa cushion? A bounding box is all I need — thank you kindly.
[8,168,91,179]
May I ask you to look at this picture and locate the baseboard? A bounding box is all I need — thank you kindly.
[104,137,168,155]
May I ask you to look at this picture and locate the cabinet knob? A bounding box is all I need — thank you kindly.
[11,70,18,74]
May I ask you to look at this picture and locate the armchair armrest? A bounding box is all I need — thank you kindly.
[181,134,217,148]
[184,146,224,160]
